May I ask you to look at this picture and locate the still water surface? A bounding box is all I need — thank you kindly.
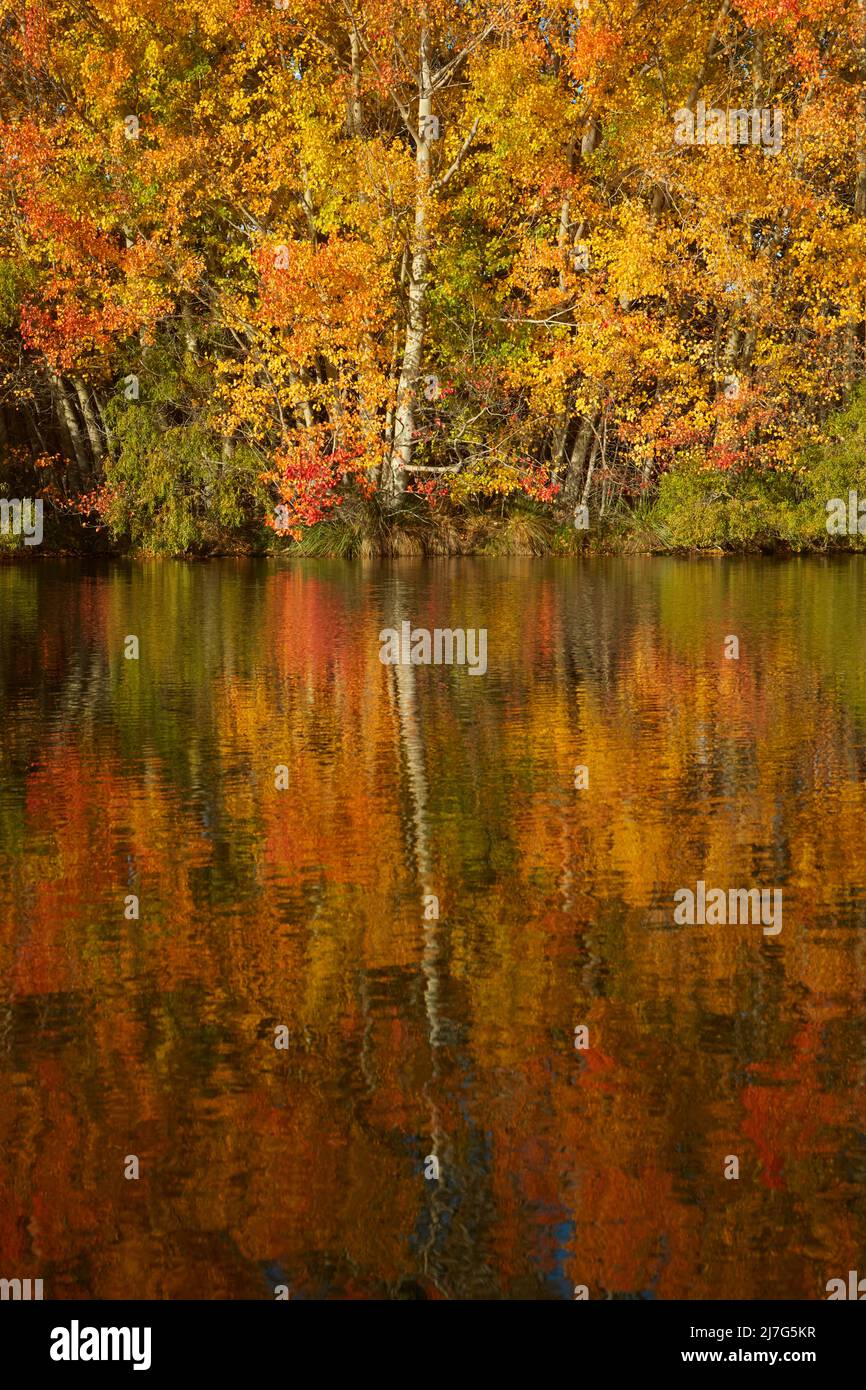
[1,556,865,1299]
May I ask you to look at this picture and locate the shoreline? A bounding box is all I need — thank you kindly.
[3,484,863,561]
[1,540,858,560]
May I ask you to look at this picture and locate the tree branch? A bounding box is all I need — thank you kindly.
[431,117,480,192]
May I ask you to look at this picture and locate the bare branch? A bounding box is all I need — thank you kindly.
[431,117,480,193]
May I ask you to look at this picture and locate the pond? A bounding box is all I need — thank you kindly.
[0,556,864,1299]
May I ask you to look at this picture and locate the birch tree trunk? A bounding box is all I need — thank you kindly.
[383,14,433,509]
[72,377,105,470]
[563,411,598,512]
[48,368,89,485]
[349,27,364,136]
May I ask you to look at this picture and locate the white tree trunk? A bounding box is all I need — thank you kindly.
[48,368,88,481]
[72,377,105,465]
[384,19,433,508]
